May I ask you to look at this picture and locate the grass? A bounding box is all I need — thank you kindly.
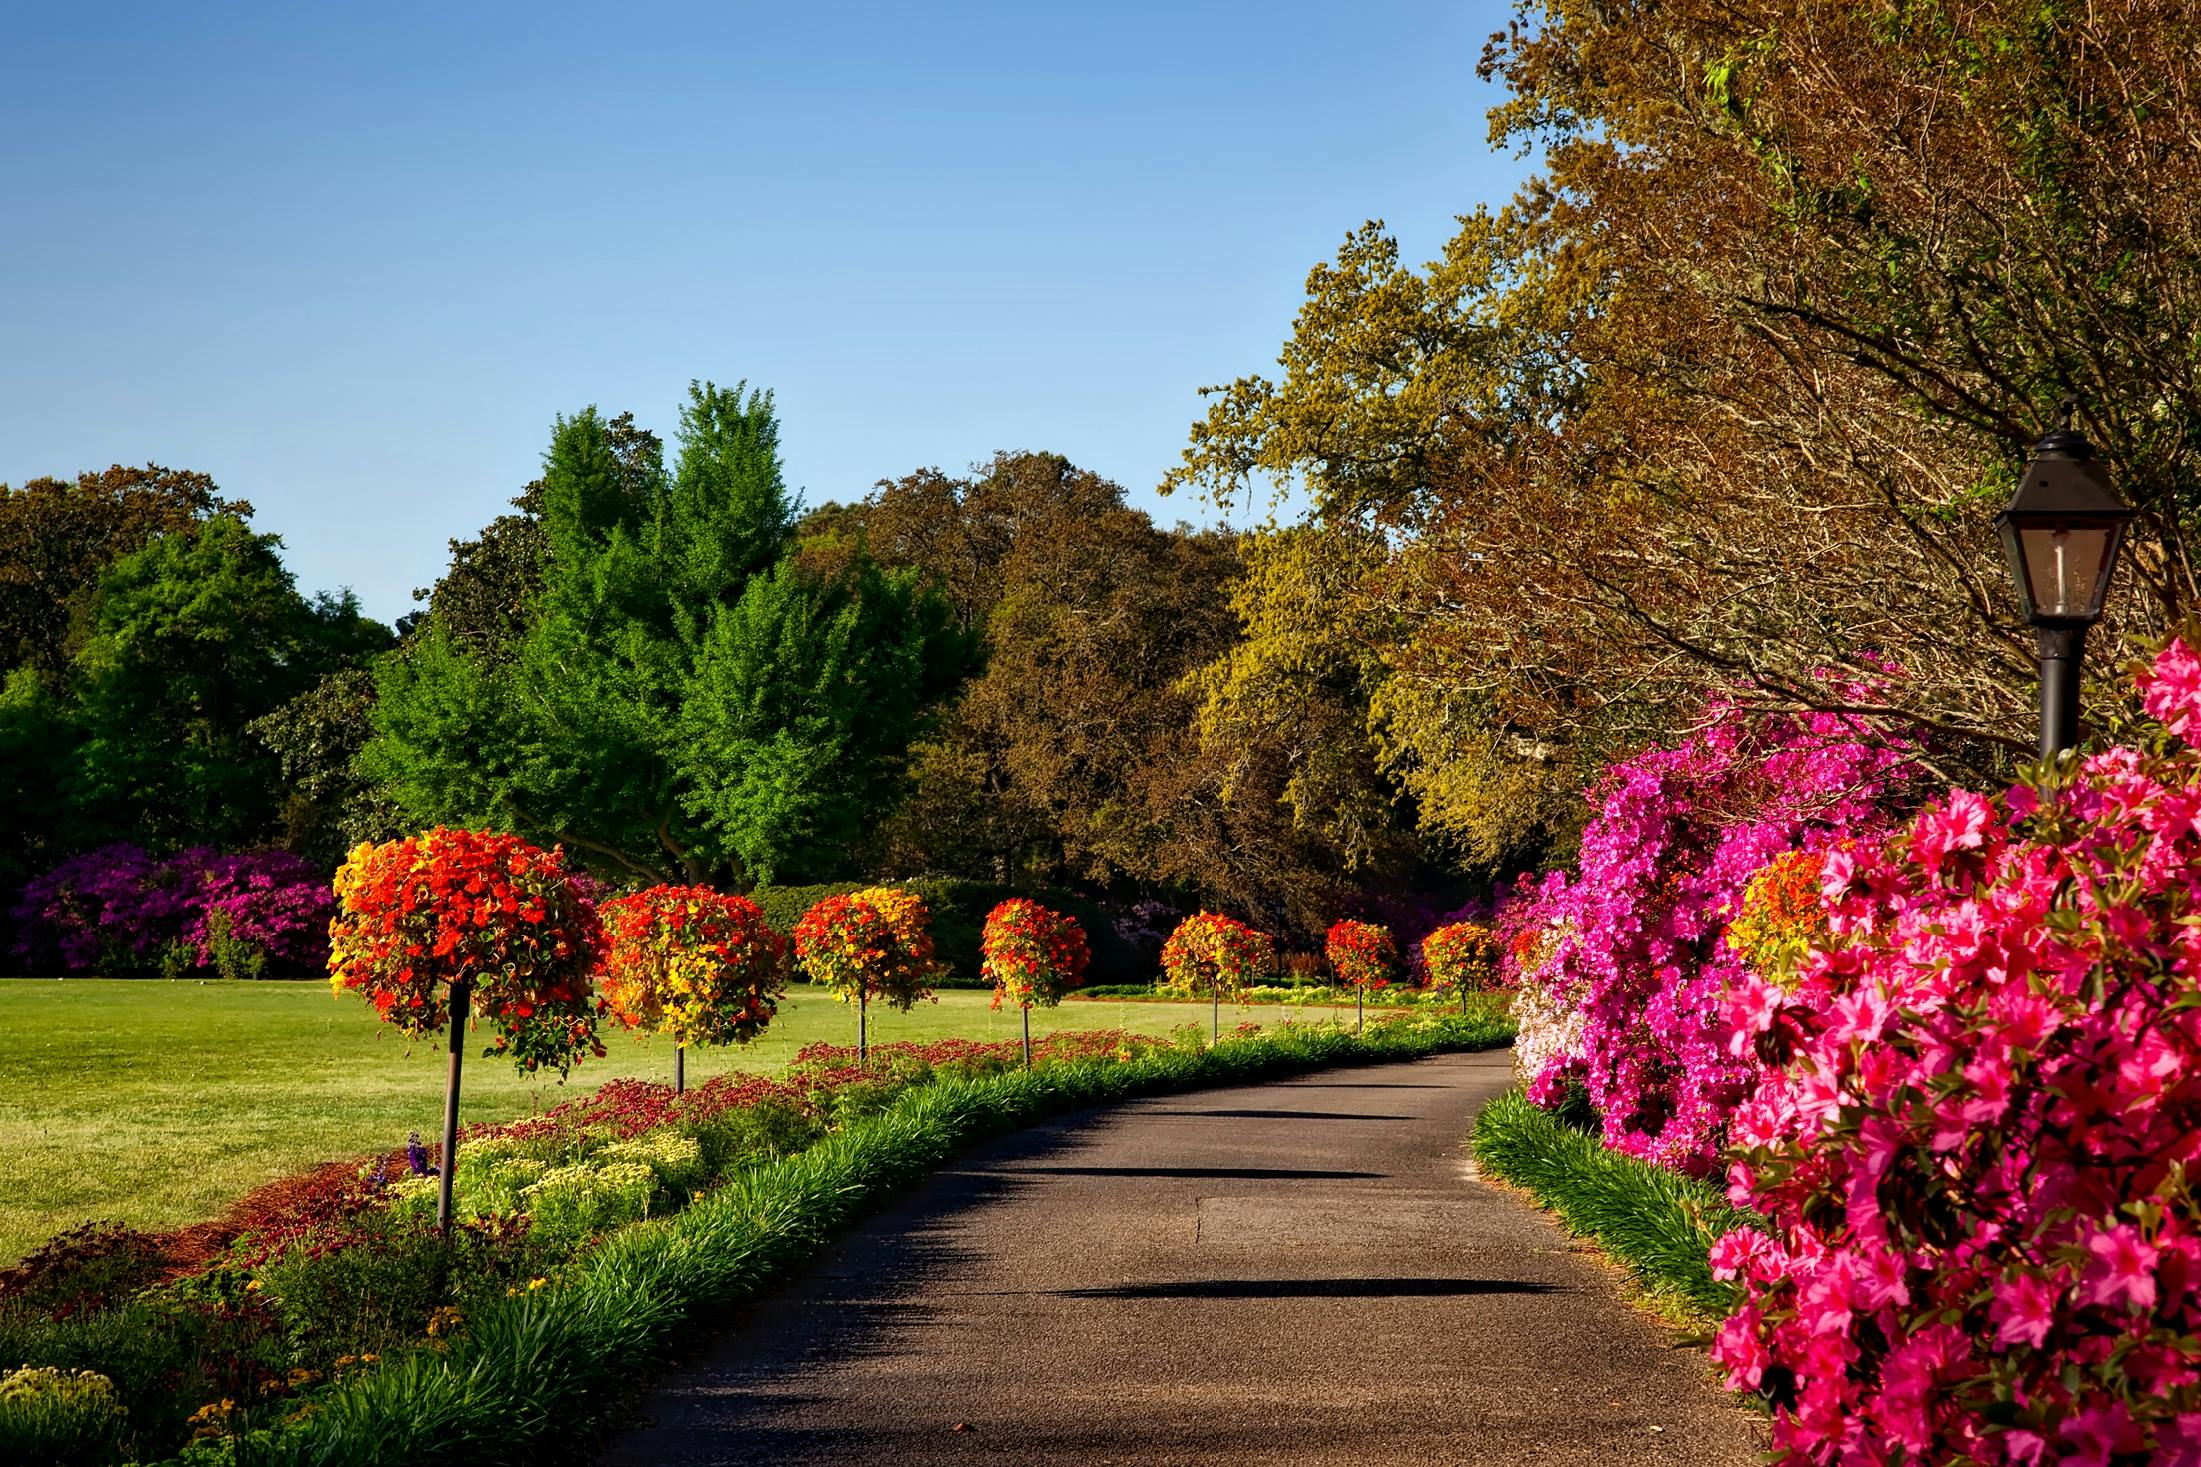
[1470,1089,1763,1327]
[226,1015,1513,1467]
[0,978,1242,1262]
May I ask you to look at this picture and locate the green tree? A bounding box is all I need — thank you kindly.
[65,514,392,851]
[366,381,965,887]
[0,464,241,682]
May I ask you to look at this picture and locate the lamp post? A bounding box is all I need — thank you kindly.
[1994,405,2135,758]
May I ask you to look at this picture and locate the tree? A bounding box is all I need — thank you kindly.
[1170,0,2201,806]
[65,515,391,852]
[366,382,965,887]
[0,464,241,682]
[249,668,408,868]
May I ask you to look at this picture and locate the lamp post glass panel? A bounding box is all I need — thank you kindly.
[1994,410,2135,757]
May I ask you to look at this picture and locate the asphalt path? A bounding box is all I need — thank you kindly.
[600,1048,1765,1465]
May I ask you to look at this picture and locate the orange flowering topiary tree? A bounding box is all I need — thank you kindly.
[1324,918,1397,1032]
[980,898,1091,1067]
[599,885,788,1092]
[328,827,607,1227]
[1161,911,1276,1042]
[792,885,937,1063]
[1420,920,1504,1012]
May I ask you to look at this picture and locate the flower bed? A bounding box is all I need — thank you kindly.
[0,1024,1277,1465]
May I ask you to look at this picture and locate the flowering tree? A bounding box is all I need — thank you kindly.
[328,828,606,1227]
[1325,919,1397,1031]
[1708,640,2201,1461]
[598,885,787,1092]
[1421,921,1503,1011]
[980,898,1091,1067]
[1160,912,1276,1041]
[792,885,937,1063]
[1500,700,1916,1173]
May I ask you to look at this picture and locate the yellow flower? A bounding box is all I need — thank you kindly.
[528,1276,549,1291]
[244,1278,262,1292]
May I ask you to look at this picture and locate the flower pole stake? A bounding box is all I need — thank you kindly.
[436,978,469,1231]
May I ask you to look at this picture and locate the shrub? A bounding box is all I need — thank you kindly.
[979,898,1090,1009]
[598,885,787,1048]
[1709,640,2201,1461]
[0,1365,126,1467]
[9,845,332,977]
[0,1222,168,1321]
[1159,912,1277,1002]
[1499,699,1916,1174]
[327,828,607,1076]
[519,1162,658,1243]
[1324,918,1398,992]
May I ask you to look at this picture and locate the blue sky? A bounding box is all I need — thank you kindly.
[0,2,1534,624]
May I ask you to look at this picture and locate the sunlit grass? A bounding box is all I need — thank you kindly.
[0,978,1227,1261]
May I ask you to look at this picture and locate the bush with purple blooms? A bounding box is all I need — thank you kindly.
[10,845,332,978]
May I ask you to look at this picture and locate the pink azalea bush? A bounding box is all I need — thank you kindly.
[10,845,332,976]
[1712,640,2201,1461]
[1502,702,1918,1173]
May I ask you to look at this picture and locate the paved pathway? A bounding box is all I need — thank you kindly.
[601,1049,1764,1465]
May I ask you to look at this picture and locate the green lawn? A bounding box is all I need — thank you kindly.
[0,978,1235,1262]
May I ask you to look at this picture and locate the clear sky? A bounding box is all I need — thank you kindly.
[0,2,1534,625]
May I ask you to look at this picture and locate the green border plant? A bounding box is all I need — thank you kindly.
[1471,1088,1761,1328]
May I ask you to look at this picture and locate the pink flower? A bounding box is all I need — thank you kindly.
[1990,1270,2062,1349]
[2139,637,2201,741]
[1712,1305,1771,1391]
[2079,1224,2159,1313]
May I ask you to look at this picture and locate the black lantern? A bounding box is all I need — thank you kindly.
[1993,406,2134,757]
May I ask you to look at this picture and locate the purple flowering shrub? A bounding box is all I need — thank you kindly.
[1707,639,2201,1461]
[11,845,331,977]
[1501,700,1919,1174]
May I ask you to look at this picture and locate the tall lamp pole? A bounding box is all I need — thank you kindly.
[1994,405,2135,758]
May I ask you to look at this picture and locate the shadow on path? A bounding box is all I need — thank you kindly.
[1048,1277,1568,1300]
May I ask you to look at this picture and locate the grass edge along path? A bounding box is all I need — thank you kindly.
[186,1015,1510,1467]
[1470,1089,1763,1330]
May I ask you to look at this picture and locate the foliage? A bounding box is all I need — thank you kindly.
[10,845,333,978]
[0,464,239,685]
[327,829,607,1076]
[1159,912,1276,1002]
[365,384,966,889]
[1473,1090,1757,1327]
[1710,639,2201,1460]
[66,514,392,855]
[248,669,407,869]
[858,452,1390,932]
[790,888,935,1012]
[1323,918,1397,992]
[0,1364,127,1467]
[598,885,787,1050]
[1420,921,1503,996]
[978,898,1090,1010]
[1502,698,1917,1174]
[1171,0,2201,827]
